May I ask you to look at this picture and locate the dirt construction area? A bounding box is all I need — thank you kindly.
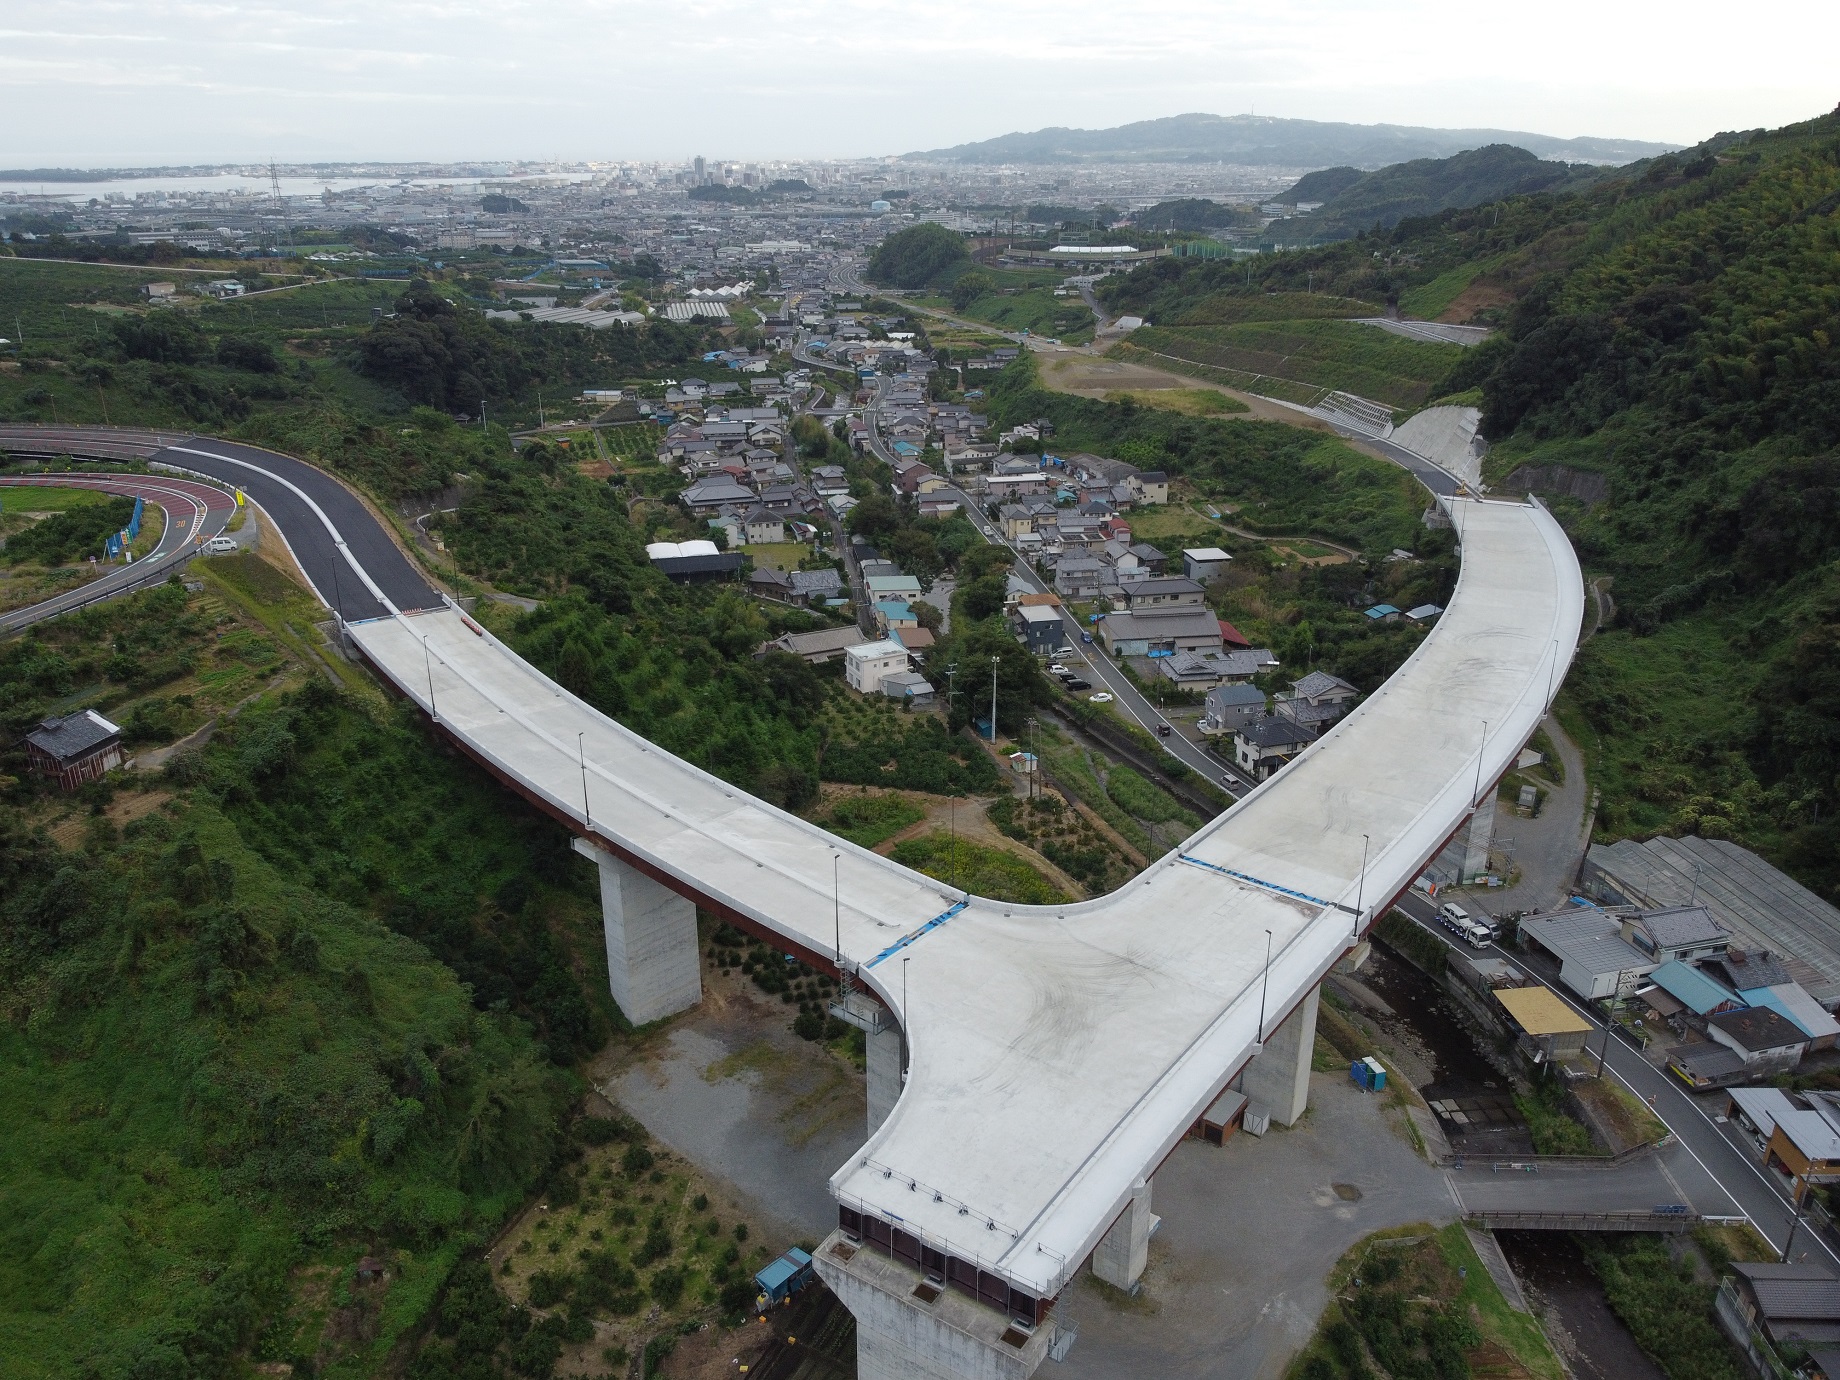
[1038,353,1335,428]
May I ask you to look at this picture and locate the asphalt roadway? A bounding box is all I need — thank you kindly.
[0,468,234,632]
[0,425,439,623]
[1393,892,1840,1267]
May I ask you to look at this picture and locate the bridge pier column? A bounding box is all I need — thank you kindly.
[813,1232,1053,1380]
[1243,985,1320,1127]
[866,1023,903,1136]
[571,838,701,1027]
[1092,1177,1155,1291]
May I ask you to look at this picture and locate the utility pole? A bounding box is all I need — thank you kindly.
[989,655,999,743]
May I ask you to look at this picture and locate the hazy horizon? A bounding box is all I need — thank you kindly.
[4,0,1836,166]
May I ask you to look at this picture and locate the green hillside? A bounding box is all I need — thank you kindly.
[1274,144,1605,242]
[1130,318,1464,409]
[864,222,970,289]
[1098,106,1840,899]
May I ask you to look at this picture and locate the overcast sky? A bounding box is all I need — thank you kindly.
[4,0,1836,166]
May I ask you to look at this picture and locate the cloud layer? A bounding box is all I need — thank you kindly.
[4,0,1836,163]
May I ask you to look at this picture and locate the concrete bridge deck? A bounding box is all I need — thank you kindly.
[1,425,1584,1369]
[344,493,1581,1303]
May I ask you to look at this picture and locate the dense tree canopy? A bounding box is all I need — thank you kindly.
[864,223,970,290]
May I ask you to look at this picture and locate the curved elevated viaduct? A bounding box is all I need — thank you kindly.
[0,425,1584,1378]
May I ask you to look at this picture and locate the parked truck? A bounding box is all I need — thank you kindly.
[754,1247,815,1310]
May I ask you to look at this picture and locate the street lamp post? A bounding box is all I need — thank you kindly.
[422,637,437,721]
[1355,832,1370,940]
[1257,928,1273,1046]
[578,732,591,831]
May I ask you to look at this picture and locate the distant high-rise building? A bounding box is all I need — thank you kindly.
[693,155,706,184]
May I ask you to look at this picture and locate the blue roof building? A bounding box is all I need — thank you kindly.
[1649,958,1746,1016]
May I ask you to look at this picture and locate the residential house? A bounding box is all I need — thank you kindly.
[787,568,844,605]
[874,601,918,635]
[1722,1261,1840,1353]
[1053,558,1109,600]
[1735,981,1840,1050]
[1216,619,1252,650]
[764,626,863,665]
[749,566,794,601]
[893,626,936,655]
[1234,718,1314,781]
[741,508,784,545]
[863,574,924,604]
[1182,547,1233,582]
[1622,906,1731,965]
[1364,604,1402,624]
[1127,470,1169,505]
[1647,959,1747,1018]
[878,670,936,708]
[1118,577,1206,611]
[944,438,998,471]
[1127,542,1169,574]
[1099,607,1225,658]
[1518,907,1658,1001]
[1405,603,1444,624]
[25,710,125,790]
[844,640,911,695]
[1012,603,1067,655]
[756,484,801,513]
[999,503,1040,540]
[1706,1007,1809,1077]
[1200,684,1267,735]
[680,477,756,515]
[1156,647,1278,686]
[1494,986,1594,1065]
[1727,1088,1840,1206]
[1273,671,1359,735]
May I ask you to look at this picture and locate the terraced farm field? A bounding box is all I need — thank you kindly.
[1128,318,1464,410]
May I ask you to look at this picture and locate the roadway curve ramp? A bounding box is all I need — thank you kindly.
[0,469,235,632]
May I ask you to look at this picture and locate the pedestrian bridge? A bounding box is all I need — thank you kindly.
[0,427,1582,1378]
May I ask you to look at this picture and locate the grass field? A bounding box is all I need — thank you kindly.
[1284,1223,1565,1380]
[949,287,1097,344]
[1166,291,1381,326]
[1107,343,1325,407]
[888,830,1069,904]
[1397,258,1502,321]
[815,791,927,848]
[1102,387,1249,417]
[0,485,112,513]
[1130,319,1463,409]
[739,541,808,571]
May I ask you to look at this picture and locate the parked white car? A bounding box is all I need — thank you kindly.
[1089,692,1114,704]
[201,535,238,554]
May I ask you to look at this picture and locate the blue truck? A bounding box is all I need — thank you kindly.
[754,1247,815,1309]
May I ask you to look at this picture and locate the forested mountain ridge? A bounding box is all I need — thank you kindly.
[1098,106,1840,897]
[904,111,1676,166]
[1274,144,1606,239]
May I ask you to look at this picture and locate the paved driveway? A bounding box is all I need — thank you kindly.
[1058,1072,1455,1380]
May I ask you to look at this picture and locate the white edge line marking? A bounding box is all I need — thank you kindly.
[164,446,396,616]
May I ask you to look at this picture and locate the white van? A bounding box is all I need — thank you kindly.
[202,535,238,554]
